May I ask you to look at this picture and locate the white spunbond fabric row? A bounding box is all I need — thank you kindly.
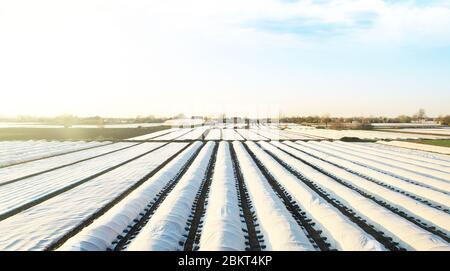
[247,128,275,140]
[336,141,450,173]
[289,129,340,140]
[377,141,450,155]
[307,141,450,194]
[0,142,133,185]
[233,141,315,251]
[389,129,450,136]
[0,143,187,250]
[205,129,221,140]
[245,141,384,251]
[271,141,450,236]
[177,127,209,140]
[127,128,180,141]
[323,141,450,183]
[58,142,203,251]
[321,140,450,186]
[370,142,450,163]
[198,142,246,251]
[345,130,440,140]
[289,141,450,210]
[260,141,450,251]
[126,141,216,251]
[152,129,193,140]
[235,129,267,141]
[278,129,320,140]
[0,141,107,167]
[221,129,244,141]
[342,141,450,169]
[247,129,272,140]
[0,141,86,159]
[0,141,95,158]
[254,128,291,140]
[284,129,442,141]
[0,143,165,217]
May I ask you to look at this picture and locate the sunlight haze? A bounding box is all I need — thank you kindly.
[1,0,449,117]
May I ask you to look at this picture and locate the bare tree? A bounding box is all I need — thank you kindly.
[321,114,331,128]
[413,108,427,122]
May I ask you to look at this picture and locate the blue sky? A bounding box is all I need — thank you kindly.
[0,0,449,117]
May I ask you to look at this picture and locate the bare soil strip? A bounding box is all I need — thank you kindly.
[230,144,262,251]
[183,142,218,251]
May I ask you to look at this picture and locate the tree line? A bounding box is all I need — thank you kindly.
[280,109,450,127]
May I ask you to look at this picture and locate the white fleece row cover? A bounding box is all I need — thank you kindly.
[198,142,246,251]
[0,141,107,167]
[59,142,203,251]
[126,142,216,250]
[289,141,450,210]
[272,141,450,235]
[260,141,450,251]
[233,142,315,251]
[377,140,450,155]
[245,141,384,251]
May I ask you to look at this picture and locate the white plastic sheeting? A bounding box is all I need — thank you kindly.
[387,129,450,136]
[235,129,268,141]
[278,128,446,140]
[377,141,450,155]
[271,141,450,236]
[198,142,246,251]
[126,142,216,251]
[308,141,450,194]
[336,141,450,174]
[288,141,450,210]
[233,142,315,251]
[0,141,107,167]
[249,127,294,140]
[324,141,450,183]
[0,142,134,185]
[205,129,221,140]
[59,142,203,251]
[0,143,165,217]
[245,141,384,251]
[276,129,321,140]
[152,129,194,141]
[0,143,187,250]
[128,128,179,141]
[247,128,274,140]
[177,127,209,140]
[350,142,450,168]
[221,129,244,141]
[260,141,450,251]
[368,142,450,163]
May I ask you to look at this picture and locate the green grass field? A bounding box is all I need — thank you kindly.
[0,126,170,141]
[410,139,450,148]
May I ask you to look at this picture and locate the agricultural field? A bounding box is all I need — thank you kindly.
[281,125,450,140]
[0,126,170,141]
[0,125,449,251]
[410,140,450,149]
[378,140,450,155]
[385,128,450,136]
